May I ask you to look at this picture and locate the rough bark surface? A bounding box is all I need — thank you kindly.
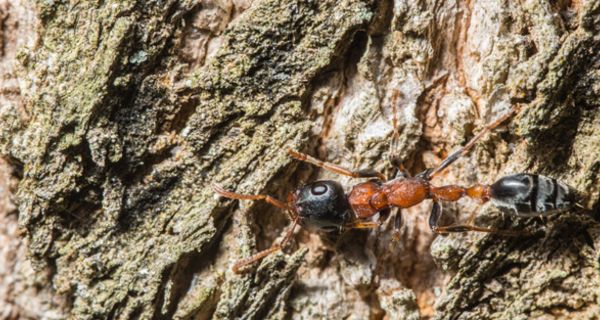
[0,0,598,319]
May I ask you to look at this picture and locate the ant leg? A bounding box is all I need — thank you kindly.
[385,91,412,180]
[232,218,300,273]
[428,201,445,233]
[288,149,386,181]
[388,91,402,168]
[428,201,522,236]
[428,106,518,179]
[465,207,479,225]
[212,184,296,220]
[376,208,402,240]
[391,209,402,241]
[433,224,522,236]
[346,220,381,229]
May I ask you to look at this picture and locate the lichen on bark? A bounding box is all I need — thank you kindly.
[1,0,378,318]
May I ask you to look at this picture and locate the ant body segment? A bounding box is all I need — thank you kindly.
[214,106,576,273]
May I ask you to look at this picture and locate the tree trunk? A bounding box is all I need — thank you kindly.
[0,0,599,319]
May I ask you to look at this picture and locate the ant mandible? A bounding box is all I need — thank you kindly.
[213,104,576,273]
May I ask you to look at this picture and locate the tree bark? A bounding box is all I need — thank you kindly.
[0,0,599,319]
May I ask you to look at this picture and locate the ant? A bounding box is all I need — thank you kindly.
[213,104,577,273]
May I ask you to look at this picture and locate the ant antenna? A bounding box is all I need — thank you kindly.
[212,184,301,273]
[232,217,300,273]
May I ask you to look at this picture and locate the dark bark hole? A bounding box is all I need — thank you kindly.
[344,30,369,79]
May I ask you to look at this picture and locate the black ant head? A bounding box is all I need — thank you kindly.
[293,180,351,232]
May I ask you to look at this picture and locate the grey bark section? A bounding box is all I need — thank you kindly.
[0,0,599,319]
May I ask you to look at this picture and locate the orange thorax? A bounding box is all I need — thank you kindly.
[348,178,429,219]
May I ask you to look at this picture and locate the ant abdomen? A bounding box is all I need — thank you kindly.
[490,174,576,216]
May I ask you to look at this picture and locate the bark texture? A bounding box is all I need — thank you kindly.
[0,0,599,319]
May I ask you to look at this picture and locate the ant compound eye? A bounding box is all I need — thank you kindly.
[311,183,328,195]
